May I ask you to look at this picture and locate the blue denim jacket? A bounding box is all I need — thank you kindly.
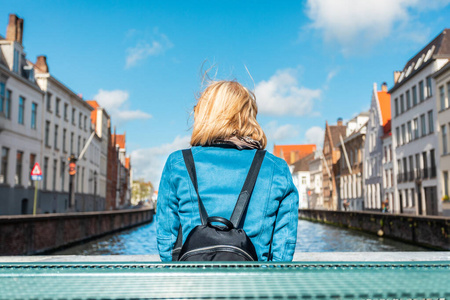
[156,145,299,261]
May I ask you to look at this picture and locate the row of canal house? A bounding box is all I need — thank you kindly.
[281,28,450,216]
[0,14,132,215]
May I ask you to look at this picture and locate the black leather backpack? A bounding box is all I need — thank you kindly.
[172,149,266,261]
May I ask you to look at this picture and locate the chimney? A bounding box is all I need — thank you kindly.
[6,14,24,44]
[337,118,343,126]
[35,55,49,73]
[393,71,401,84]
[17,18,23,44]
[381,82,388,92]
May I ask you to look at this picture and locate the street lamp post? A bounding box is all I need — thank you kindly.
[68,154,77,210]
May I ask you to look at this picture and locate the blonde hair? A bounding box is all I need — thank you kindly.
[190,80,267,149]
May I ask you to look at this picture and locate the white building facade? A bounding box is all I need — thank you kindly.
[434,61,450,216]
[34,56,103,213]
[307,152,323,209]
[364,83,391,211]
[389,29,450,216]
[0,15,44,214]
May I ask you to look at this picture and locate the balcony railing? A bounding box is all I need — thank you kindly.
[408,171,414,182]
[422,168,428,179]
[429,166,437,178]
[415,169,422,180]
[397,173,403,183]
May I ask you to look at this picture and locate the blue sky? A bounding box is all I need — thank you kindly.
[1,0,449,186]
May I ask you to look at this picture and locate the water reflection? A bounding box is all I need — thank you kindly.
[53,218,429,255]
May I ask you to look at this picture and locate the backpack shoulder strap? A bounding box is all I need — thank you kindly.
[229,150,266,228]
[182,149,208,225]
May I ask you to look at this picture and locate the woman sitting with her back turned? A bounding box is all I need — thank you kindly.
[156,80,299,261]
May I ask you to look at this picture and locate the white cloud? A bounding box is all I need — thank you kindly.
[130,136,191,188]
[94,89,152,123]
[305,0,450,53]
[264,121,299,142]
[125,32,173,68]
[255,69,321,116]
[305,126,324,149]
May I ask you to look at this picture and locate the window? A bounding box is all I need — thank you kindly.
[15,151,23,186]
[79,112,82,129]
[412,85,418,106]
[64,103,69,121]
[419,80,425,102]
[400,94,405,113]
[430,149,436,172]
[422,152,428,172]
[394,98,399,116]
[447,82,450,109]
[396,127,400,146]
[13,49,19,73]
[413,118,419,139]
[415,153,420,173]
[442,125,448,155]
[409,155,414,179]
[444,171,449,197]
[72,108,76,125]
[54,125,59,150]
[426,76,432,97]
[428,110,434,134]
[61,161,65,191]
[0,147,8,184]
[31,103,37,129]
[45,121,50,147]
[420,114,426,136]
[401,124,406,144]
[63,129,67,152]
[70,132,74,154]
[5,90,11,119]
[410,188,415,207]
[440,86,446,110]
[46,92,52,112]
[53,159,57,191]
[18,96,25,124]
[84,116,87,131]
[77,136,81,156]
[0,82,4,115]
[407,121,412,142]
[56,98,61,116]
[43,157,48,190]
[406,90,411,110]
[29,154,36,187]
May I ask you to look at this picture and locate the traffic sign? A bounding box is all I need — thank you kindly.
[31,175,42,181]
[31,162,42,176]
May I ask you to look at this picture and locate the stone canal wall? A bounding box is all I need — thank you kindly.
[0,208,154,255]
[299,209,450,250]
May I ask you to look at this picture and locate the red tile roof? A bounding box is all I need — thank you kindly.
[86,101,99,127]
[112,134,126,149]
[125,157,130,169]
[273,144,316,165]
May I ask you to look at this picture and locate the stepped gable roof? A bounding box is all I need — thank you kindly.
[292,152,315,173]
[377,90,391,131]
[327,123,347,148]
[113,134,126,149]
[390,29,450,93]
[273,144,316,165]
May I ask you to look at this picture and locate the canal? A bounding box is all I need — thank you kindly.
[53,218,429,255]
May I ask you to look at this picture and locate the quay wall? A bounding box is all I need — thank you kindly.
[0,208,154,255]
[299,209,450,250]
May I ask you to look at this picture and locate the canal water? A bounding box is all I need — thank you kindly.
[53,218,429,255]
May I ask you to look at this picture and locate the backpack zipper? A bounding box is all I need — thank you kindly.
[179,245,255,261]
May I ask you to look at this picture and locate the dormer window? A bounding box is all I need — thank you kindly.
[13,49,20,73]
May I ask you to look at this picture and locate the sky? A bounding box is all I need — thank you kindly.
[1,0,449,187]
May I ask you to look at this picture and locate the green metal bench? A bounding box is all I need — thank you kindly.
[1,256,449,299]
